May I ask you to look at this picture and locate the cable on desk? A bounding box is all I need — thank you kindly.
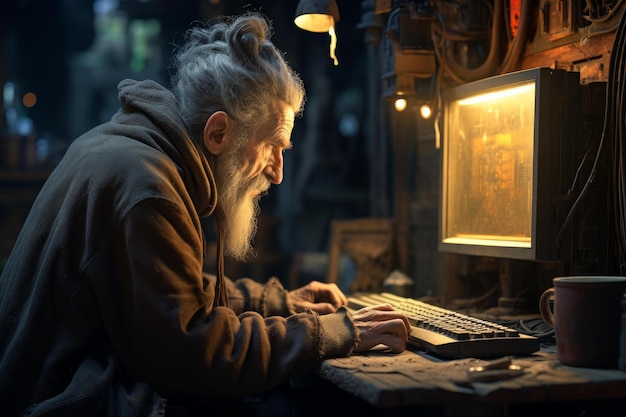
[517,317,555,343]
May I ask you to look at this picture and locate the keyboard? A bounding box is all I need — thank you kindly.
[348,292,540,359]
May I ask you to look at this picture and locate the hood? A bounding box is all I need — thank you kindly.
[116,78,217,218]
[116,79,228,307]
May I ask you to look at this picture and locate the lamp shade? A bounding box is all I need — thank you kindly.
[294,0,340,33]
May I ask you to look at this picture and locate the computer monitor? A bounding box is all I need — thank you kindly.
[439,67,581,262]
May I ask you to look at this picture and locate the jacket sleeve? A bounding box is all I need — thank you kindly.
[85,198,357,398]
[204,273,291,317]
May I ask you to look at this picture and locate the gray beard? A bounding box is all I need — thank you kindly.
[212,149,268,261]
[220,191,260,262]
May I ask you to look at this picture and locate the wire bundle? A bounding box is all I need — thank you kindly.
[610,7,626,272]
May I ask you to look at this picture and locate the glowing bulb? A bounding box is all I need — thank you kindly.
[419,104,432,119]
[394,98,408,112]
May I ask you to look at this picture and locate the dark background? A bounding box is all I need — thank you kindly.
[0,0,374,287]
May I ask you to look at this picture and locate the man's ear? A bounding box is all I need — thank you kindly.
[203,111,230,155]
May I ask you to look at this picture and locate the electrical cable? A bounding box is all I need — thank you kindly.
[424,6,446,147]
[517,318,555,342]
[432,11,467,85]
[441,0,503,82]
[613,8,626,272]
[603,3,626,272]
[554,6,626,261]
[584,0,625,22]
[498,0,535,74]
[566,147,592,196]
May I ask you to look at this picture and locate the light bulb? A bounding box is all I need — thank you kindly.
[395,98,408,112]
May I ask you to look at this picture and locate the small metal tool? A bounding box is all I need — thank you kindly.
[466,356,524,382]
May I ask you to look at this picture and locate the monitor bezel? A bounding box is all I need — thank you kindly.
[438,67,581,262]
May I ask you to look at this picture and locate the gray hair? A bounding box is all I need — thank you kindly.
[170,12,306,144]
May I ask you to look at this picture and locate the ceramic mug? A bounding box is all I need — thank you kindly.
[539,276,626,368]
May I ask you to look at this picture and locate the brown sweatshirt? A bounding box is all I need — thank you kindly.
[0,79,357,417]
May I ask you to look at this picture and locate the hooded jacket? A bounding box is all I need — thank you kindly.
[0,79,357,417]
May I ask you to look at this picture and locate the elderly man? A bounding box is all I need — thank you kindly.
[0,12,410,417]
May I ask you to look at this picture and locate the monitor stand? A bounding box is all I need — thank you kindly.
[495,258,536,313]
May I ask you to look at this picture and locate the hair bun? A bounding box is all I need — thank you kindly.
[225,14,270,65]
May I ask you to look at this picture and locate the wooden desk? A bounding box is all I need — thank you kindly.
[317,346,626,416]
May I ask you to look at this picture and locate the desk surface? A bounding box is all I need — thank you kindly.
[318,346,626,410]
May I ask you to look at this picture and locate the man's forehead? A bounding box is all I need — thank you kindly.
[276,101,295,125]
[264,101,295,136]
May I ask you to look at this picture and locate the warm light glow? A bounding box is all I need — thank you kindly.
[443,76,536,249]
[294,15,339,65]
[419,104,432,119]
[394,98,408,112]
[443,236,530,248]
[294,14,334,33]
[329,25,338,66]
[458,83,534,105]
[294,0,340,65]
[23,92,37,108]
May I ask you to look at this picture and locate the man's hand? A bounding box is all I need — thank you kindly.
[287,280,348,314]
[351,303,412,353]
[287,282,411,353]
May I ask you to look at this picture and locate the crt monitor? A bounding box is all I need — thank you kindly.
[438,67,581,262]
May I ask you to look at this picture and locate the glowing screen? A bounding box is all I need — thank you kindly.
[442,81,536,248]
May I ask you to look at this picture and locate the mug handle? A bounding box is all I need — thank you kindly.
[539,287,556,328]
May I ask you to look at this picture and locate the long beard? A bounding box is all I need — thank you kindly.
[213,149,269,261]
